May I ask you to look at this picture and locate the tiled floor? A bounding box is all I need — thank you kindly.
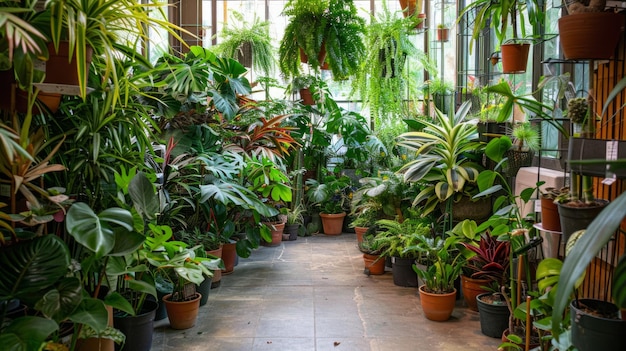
[152,233,502,351]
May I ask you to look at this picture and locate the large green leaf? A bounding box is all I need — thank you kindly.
[68,297,109,334]
[0,316,58,351]
[66,203,134,259]
[0,235,69,305]
[34,277,82,322]
[129,171,160,221]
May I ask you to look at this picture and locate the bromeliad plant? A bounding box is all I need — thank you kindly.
[462,233,511,291]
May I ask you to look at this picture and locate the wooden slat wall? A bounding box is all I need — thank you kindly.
[583,20,626,300]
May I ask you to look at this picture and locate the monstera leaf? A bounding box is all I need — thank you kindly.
[0,235,69,305]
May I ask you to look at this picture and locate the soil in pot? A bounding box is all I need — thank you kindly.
[476,293,510,338]
[501,327,541,350]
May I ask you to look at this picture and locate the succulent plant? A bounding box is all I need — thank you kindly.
[566,97,589,124]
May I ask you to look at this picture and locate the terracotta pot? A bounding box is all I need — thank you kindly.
[399,0,420,18]
[76,337,114,351]
[354,226,368,245]
[162,293,202,330]
[0,70,61,114]
[416,13,426,30]
[206,245,223,288]
[418,285,457,322]
[501,43,530,74]
[320,212,346,235]
[262,221,285,247]
[299,41,328,69]
[299,88,315,105]
[45,41,94,87]
[221,241,237,275]
[363,253,385,275]
[558,12,623,60]
[540,197,561,232]
[436,28,450,42]
[461,275,491,312]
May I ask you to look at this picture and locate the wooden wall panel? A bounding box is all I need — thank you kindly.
[584,19,626,300]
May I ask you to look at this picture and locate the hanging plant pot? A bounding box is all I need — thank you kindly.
[503,149,534,177]
[399,0,422,18]
[45,41,94,87]
[299,41,328,69]
[299,88,315,105]
[500,42,530,73]
[236,41,253,68]
[558,12,623,60]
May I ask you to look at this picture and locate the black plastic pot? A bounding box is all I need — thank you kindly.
[196,276,213,306]
[570,299,626,351]
[476,293,510,338]
[114,299,158,351]
[557,199,608,244]
[392,257,418,287]
[284,223,300,241]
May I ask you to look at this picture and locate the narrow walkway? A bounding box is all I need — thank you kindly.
[152,233,502,351]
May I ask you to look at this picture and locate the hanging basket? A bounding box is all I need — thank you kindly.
[501,42,530,73]
[558,12,624,60]
[504,149,534,177]
[236,41,253,68]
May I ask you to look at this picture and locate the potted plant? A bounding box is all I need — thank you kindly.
[397,101,489,224]
[463,233,511,332]
[278,0,366,80]
[306,173,352,235]
[351,3,435,123]
[358,233,388,275]
[558,0,623,60]
[373,216,432,287]
[213,11,275,76]
[289,74,321,106]
[411,234,465,321]
[427,78,455,115]
[457,0,543,72]
[436,23,449,42]
[284,204,306,241]
[538,186,568,233]
[503,122,540,177]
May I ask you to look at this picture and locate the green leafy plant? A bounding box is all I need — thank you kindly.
[279,0,366,79]
[306,173,352,214]
[351,3,435,123]
[213,11,275,76]
[410,235,464,294]
[372,217,432,258]
[397,101,483,217]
